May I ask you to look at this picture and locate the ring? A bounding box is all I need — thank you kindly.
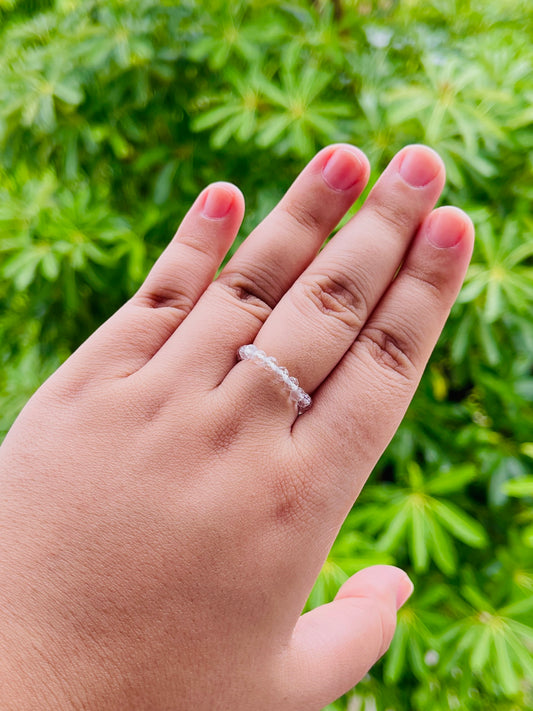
[238,344,312,414]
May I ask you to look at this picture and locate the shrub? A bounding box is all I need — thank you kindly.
[1,1,532,708]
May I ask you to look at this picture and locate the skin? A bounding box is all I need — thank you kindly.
[0,143,474,710]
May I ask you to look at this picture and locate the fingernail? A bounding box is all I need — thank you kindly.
[322,149,364,191]
[427,208,466,249]
[202,186,234,219]
[396,574,414,610]
[399,146,442,188]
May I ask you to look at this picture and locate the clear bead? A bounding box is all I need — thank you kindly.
[239,344,253,360]
[288,376,299,390]
[265,356,277,369]
[281,370,291,384]
[289,388,301,402]
[254,349,266,361]
[298,393,312,411]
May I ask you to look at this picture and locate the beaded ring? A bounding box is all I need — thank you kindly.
[237,344,312,414]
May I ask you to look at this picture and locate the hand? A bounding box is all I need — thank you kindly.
[0,144,473,710]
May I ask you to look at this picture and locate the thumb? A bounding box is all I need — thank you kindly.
[280,565,413,711]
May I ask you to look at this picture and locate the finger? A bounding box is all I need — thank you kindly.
[132,182,244,315]
[251,144,445,398]
[145,145,370,386]
[298,206,475,495]
[62,182,245,380]
[280,566,412,710]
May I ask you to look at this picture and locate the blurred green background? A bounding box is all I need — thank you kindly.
[1,0,532,708]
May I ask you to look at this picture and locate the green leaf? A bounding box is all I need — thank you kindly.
[470,625,492,673]
[504,477,533,497]
[427,515,457,575]
[376,504,410,552]
[500,596,533,617]
[426,465,478,496]
[493,632,520,696]
[432,499,488,548]
[192,104,238,132]
[153,160,177,206]
[54,80,83,105]
[410,503,429,572]
[3,249,41,289]
[384,617,409,683]
[256,114,291,147]
[40,250,60,280]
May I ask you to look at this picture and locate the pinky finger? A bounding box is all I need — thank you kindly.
[127,181,245,359]
[133,182,244,314]
[65,182,245,381]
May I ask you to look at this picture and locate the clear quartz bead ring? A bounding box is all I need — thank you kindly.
[237,344,312,415]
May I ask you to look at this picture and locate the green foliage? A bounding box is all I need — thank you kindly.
[354,462,488,575]
[1,1,532,708]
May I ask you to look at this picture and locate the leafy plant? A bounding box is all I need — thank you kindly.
[1,1,533,709]
[353,462,488,575]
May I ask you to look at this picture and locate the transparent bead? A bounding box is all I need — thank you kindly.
[274,366,289,382]
[254,349,266,361]
[265,356,278,369]
[297,393,312,411]
[239,344,255,360]
[289,388,301,402]
[288,376,299,390]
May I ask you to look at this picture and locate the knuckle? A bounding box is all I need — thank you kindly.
[297,271,370,331]
[402,264,442,300]
[135,283,195,317]
[178,235,217,261]
[279,198,323,235]
[271,474,310,527]
[216,266,277,316]
[366,191,415,233]
[268,468,323,529]
[357,325,418,380]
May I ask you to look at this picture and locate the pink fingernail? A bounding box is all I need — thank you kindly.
[396,575,414,610]
[427,209,466,249]
[399,146,442,188]
[202,186,234,219]
[322,149,364,191]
